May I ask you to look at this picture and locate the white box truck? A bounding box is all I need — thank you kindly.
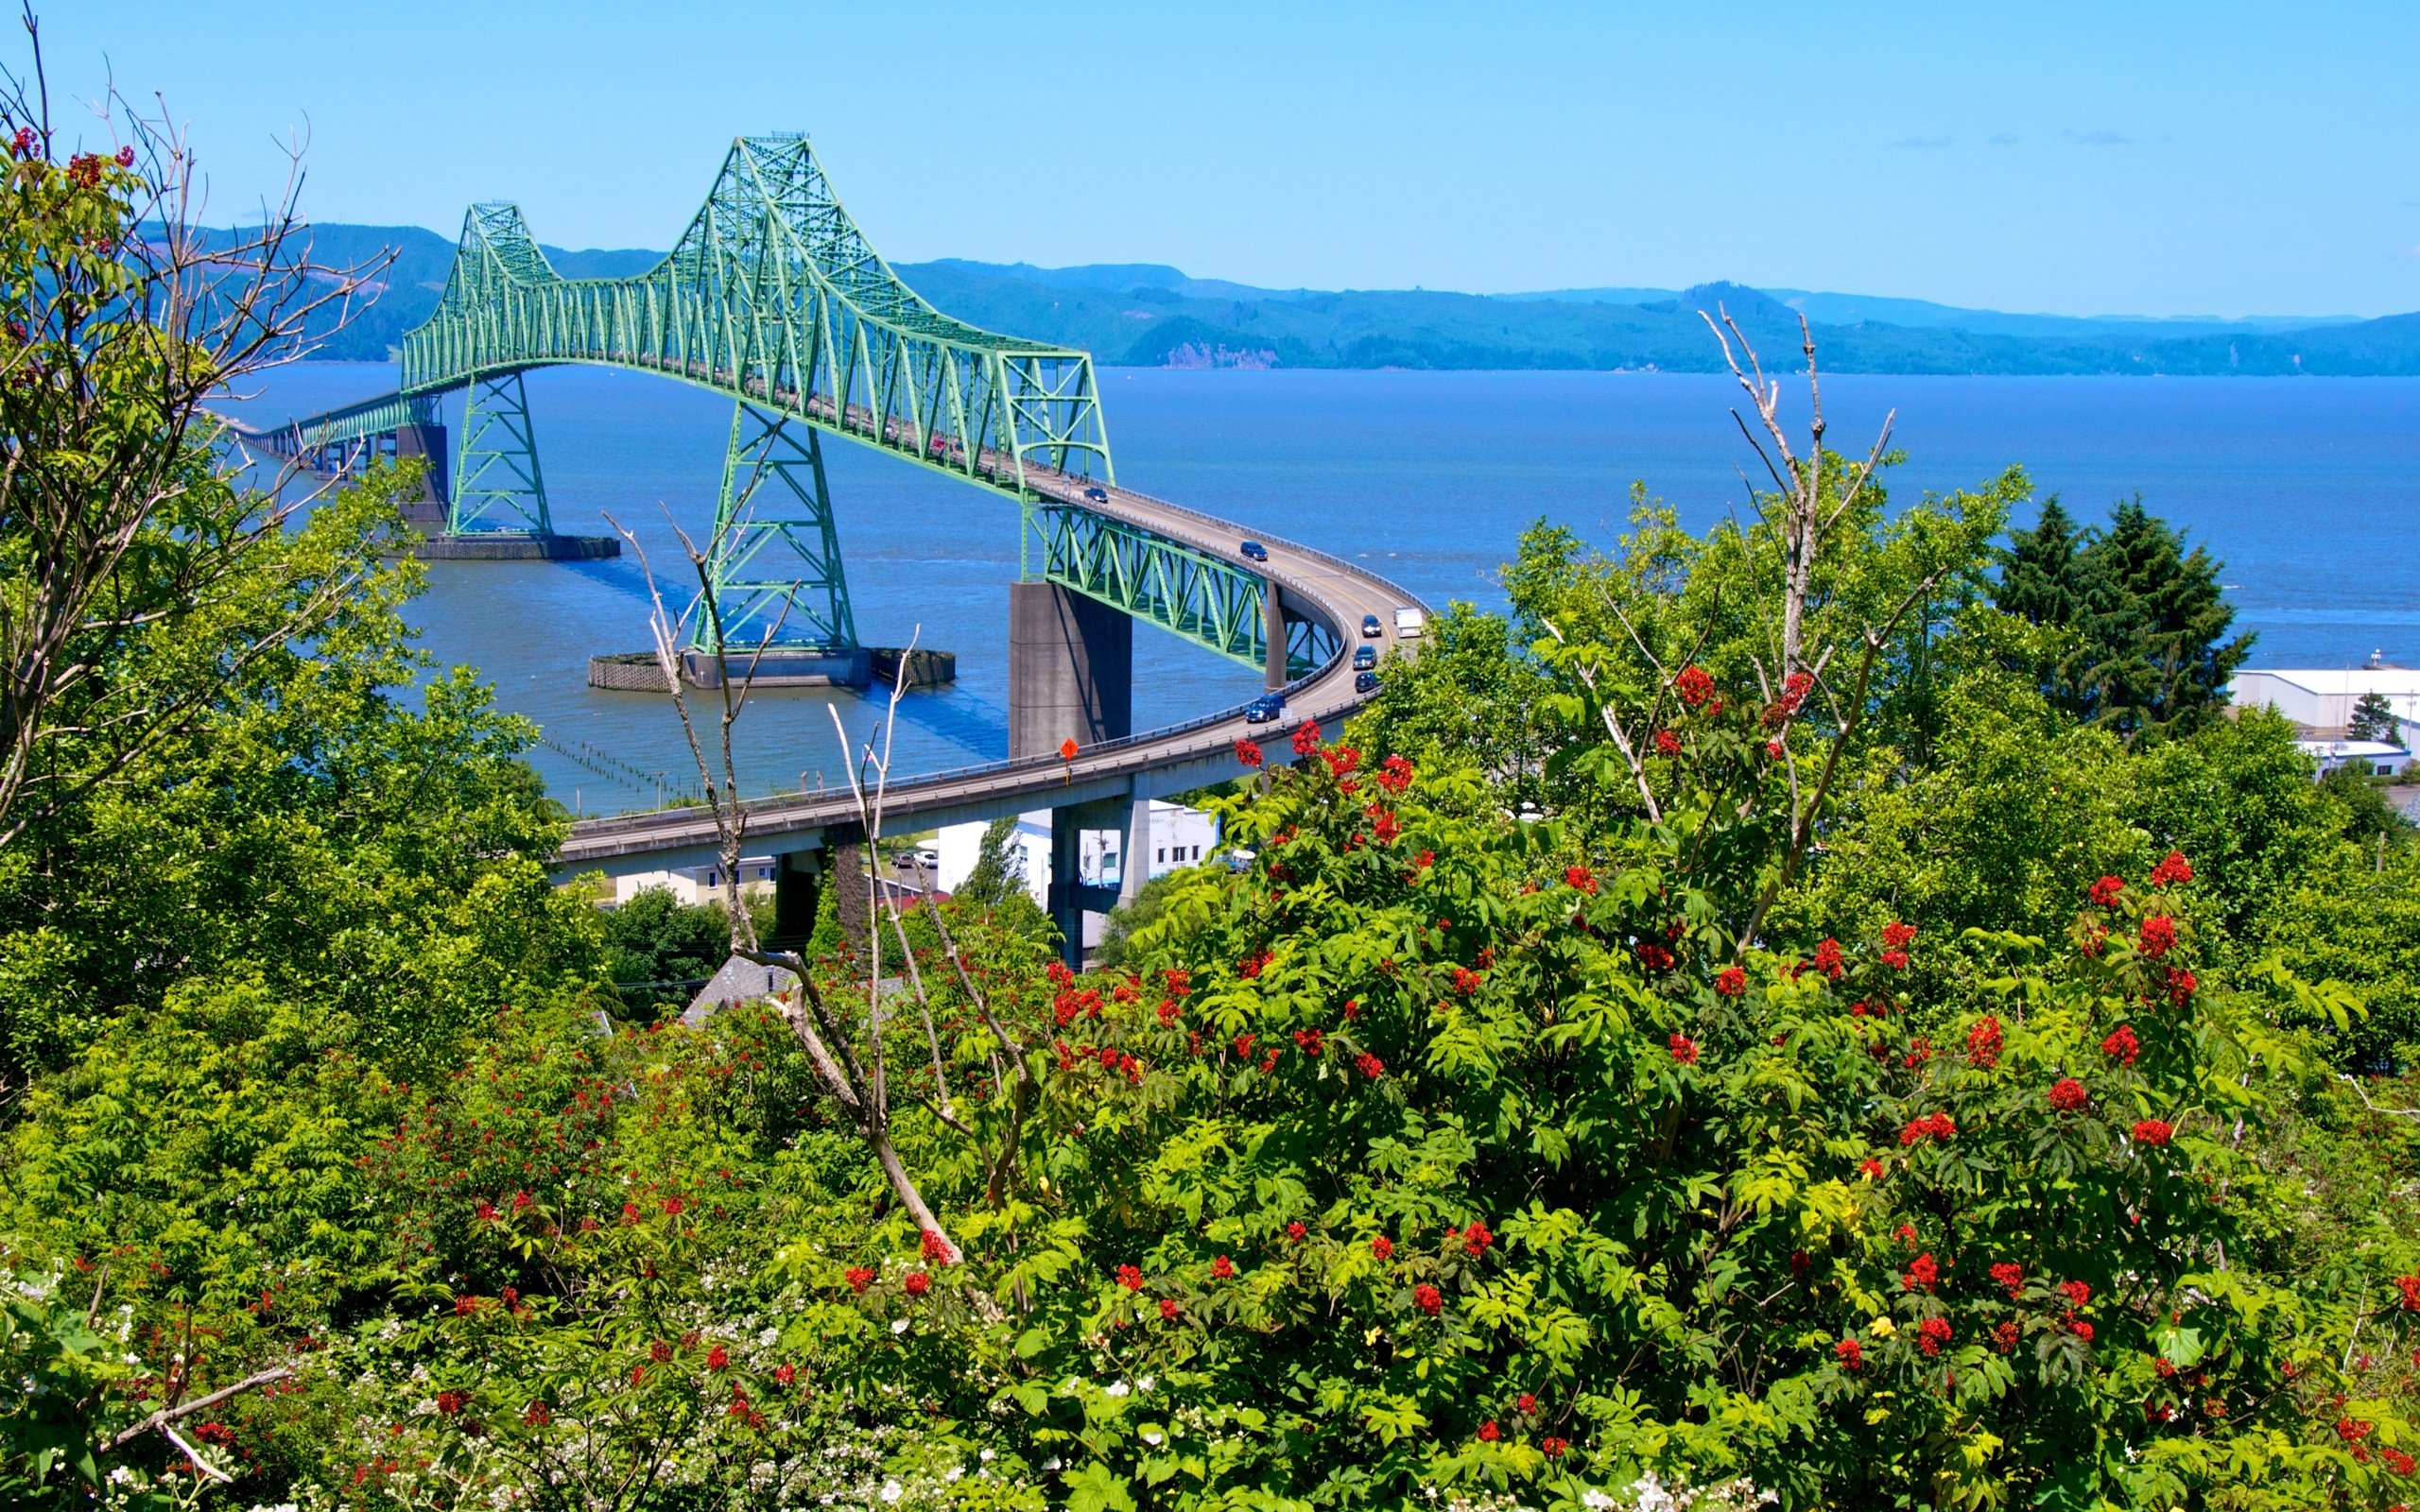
[1393,607,1426,639]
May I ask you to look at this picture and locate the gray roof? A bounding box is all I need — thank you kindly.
[683,954,798,1025]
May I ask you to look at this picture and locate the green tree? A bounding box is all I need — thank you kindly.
[600,885,738,1017]
[2349,689,2402,743]
[1091,868,1186,971]
[2074,496,2255,740]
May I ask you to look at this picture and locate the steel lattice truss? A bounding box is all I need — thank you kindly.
[263,136,1317,672]
[400,136,1112,493]
[233,391,436,471]
[1034,506,1330,679]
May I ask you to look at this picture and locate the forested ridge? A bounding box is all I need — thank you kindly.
[256,216,2411,376]
[11,73,2420,1512]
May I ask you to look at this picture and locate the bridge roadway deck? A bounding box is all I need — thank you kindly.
[554,468,1421,878]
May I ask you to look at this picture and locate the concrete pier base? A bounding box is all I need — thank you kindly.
[1009,580,1132,761]
[414,533,621,561]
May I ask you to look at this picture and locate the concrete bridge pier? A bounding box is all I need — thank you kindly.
[1010,580,1132,761]
[1046,796,1140,970]
[394,421,450,528]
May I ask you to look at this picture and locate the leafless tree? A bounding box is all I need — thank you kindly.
[614,479,1038,1273]
[1538,311,1945,950]
[0,6,396,845]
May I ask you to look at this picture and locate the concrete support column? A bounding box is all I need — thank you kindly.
[1264,582,1288,691]
[766,850,820,951]
[826,837,872,965]
[1045,797,1132,970]
[1120,797,1152,906]
[394,421,450,528]
[1010,580,1132,761]
[1047,808,1083,970]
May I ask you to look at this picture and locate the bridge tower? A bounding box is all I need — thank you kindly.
[449,370,553,536]
[686,404,862,680]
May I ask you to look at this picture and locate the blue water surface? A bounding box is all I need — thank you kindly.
[221,366,2420,813]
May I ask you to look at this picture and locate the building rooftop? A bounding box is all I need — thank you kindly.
[2235,668,2420,697]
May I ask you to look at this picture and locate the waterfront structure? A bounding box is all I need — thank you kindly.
[2231,668,2420,744]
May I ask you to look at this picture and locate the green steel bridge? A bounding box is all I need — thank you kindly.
[246,133,1344,679]
[247,135,1428,961]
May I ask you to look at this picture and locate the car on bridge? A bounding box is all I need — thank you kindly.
[1239,541,1269,562]
[1353,644,1377,670]
[1356,671,1380,695]
[1084,486,1109,503]
[1360,613,1382,637]
[1244,692,1285,724]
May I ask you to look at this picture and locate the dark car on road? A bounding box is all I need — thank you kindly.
[1353,644,1377,670]
[1360,613,1382,637]
[1239,541,1269,562]
[1244,692,1285,724]
[1083,486,1109,503]
[1355,671,1380,695]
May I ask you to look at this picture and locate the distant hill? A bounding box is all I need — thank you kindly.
[268,226,2417,376]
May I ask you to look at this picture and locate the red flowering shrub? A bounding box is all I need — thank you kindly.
[1653,729,1683,757]
[2132,1119,2173,1146]
[2149,850,2193,887]
[2137,915,2179,959]
[1369,1235,1393,1260]
[1673,664,1716,708]
[1715,966,1747,997]
[1965,1015,2003,1069]
[902,1272,930,1297]
[2101,1023,2140,1066]
[2088,874,2125,907]
[1412,1283,1443,1316]
[2048,1076,2090,1112]
[1668,1032,1700,1065]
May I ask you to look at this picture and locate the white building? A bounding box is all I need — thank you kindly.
[935,813,1050,906]
[612,856,778,907]
[931,801,1220,906]
[1142,801,1219,875]
[2230,668,2420,746]
[2294,739,2414,779]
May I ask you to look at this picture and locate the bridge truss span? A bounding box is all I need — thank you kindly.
[402,136,1113,498]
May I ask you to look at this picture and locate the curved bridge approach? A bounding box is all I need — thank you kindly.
[250,134,1425,961]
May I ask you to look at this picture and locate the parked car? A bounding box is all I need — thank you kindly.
[1393,606,1426,638]
[1355,671,1380,695]
[1239,541,1269,562]
[1244,692,1285,724]
[1360,613,1382,637]
[1352,644,1377,670]
[1083,486,1109,503]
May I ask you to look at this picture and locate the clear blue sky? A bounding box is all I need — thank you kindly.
[34,1,2420,318]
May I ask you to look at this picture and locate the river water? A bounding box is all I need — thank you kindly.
[221,366,2420,814]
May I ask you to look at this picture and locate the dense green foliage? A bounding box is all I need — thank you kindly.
[1994,497,2255,741]
[9,99,2420,1512]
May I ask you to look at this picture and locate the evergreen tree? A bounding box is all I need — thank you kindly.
[1996,497,2088,628]
[2072,496,2255,742]
[1994,498,2095,716]
[2349,689,2402,743]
